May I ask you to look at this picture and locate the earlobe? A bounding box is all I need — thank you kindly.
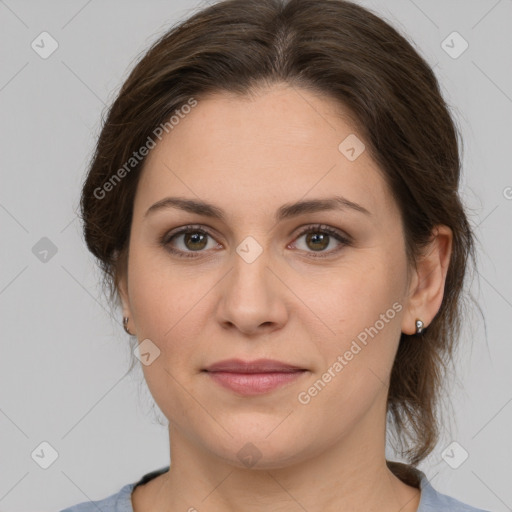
[401,225,453,335]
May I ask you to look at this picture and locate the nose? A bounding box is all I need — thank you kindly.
[215,246,289,336]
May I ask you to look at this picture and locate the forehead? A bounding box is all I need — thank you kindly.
[134,85,398,223]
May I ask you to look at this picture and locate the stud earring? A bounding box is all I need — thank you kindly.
[415,319,425,335]
[123,316,133,336]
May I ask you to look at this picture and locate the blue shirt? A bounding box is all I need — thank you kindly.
[60,465,491,512]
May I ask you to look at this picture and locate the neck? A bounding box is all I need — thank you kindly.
[142,398,421,512]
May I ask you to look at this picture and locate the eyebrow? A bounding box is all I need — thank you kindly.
[144,195,371,222]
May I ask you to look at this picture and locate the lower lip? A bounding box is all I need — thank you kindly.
[205,371,306,396]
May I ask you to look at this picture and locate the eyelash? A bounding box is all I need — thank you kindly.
[159,224,352,259]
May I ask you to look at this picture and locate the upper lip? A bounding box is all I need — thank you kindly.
[203,358,305,373]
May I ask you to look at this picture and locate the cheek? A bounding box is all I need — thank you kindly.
[126,250,207,424]
[127,243,204,340]
[293,267,404,437]
[301,253,406,340]
[125,254,210,426]
[299,252,407,402]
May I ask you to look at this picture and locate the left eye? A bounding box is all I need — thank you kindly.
[291,225,350,256]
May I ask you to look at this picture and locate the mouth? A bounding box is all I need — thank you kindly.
[202,358,308,396]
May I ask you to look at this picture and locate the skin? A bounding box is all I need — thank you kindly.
[119,83,452,512]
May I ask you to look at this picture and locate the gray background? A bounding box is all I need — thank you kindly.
[0,0,510,510]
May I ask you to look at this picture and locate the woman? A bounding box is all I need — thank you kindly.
[61,0,490,510]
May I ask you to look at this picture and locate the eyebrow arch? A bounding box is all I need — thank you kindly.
[144,195,371,222]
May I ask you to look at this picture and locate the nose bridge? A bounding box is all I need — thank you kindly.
[230,236,274,304]
[216,235,287,333]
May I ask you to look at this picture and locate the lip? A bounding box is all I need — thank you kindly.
[204,358,305,373]
[203,358,307,396]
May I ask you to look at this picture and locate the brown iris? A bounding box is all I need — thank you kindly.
[305,232,329,251]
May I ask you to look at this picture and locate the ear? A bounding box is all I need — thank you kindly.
[115,251,132,320]
[118,273,131,317]
[401,225,453,335]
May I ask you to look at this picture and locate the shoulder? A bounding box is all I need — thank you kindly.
[418,472,491,512]
[59,466,170,512]
[59,483,135,512]
[388,461,491,512]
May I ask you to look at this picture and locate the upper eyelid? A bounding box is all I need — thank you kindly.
[162,223,350,248]
[163,223,346,238]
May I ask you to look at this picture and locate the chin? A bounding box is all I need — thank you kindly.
[202,429,316,471]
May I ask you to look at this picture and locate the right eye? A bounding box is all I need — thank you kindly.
[160,225,222,258]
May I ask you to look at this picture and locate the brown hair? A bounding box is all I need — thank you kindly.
[80,0,475,466]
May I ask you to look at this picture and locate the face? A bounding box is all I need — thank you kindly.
[119,84,415,469]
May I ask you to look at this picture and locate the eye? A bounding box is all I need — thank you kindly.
[160,223,351,259]
[160,225,221,258]
[290,224,351,257]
